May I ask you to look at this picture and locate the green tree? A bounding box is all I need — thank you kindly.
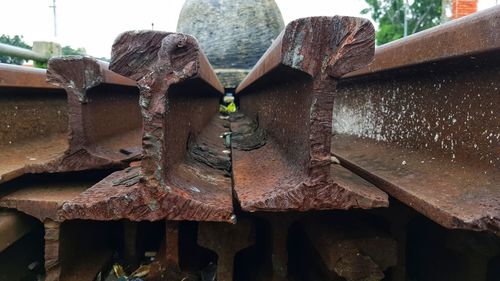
[0,35,31,65]
[62,46,87,56]
[362,0,442,45]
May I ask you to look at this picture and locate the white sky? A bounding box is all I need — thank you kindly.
[0,0,498,58]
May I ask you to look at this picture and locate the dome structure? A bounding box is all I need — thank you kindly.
[177,0,285,88]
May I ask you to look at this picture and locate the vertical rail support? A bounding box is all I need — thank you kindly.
[198,220,255,281]
[266,214,294,281]
[165,221,180,270]
[300,216,398,281]
[44,219,61,281]
[122,220,139,268]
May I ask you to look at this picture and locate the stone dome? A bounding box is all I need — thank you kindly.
[177,0,285,87]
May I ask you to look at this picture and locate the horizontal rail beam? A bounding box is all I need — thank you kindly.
[332,7,500,233]
[345,5,500,78]
[0,63,58,89]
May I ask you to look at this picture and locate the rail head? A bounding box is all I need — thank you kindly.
[110,30,224,94]
[0,63,59,89]
[236,16,375,93]
[46,56,136,102]
[344,5,500,78]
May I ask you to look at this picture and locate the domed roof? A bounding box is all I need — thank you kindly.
[177,0,284,73]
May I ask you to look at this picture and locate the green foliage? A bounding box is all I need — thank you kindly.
[362,0,442,45]
[62,46,87,56]
[0,35,31,65]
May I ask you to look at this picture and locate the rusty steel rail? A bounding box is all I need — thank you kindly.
[332,6,500,233]
[59,31,234,223]
[233,16,388,212]
[0,210,35,253]
[0,64,67,183]
[0,58,141,184]
[0,171,114,281]
[299,215,397,281]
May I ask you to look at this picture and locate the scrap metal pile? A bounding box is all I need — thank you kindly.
[0,6,499,281]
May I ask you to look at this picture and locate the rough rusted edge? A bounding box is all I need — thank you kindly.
[344,5,500,78]
[232,17,380,212]
[0,63,60,89]
[334,153,500,233]
[68,31,234,222]
[47,56,135,102]
[19,56,140,174]
[59,168,235,223]
[110,30,224,93]
[236,16,375,93]
[110,31,224,185]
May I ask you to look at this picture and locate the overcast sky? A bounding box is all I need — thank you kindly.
[1,0,498,58]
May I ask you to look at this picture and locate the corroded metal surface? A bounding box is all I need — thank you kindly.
[0,57,141,184]
[301,215,398,281]
[60,31,233,222]
[198,219,255,281]
[232,16,387,212]
[345,5,500,78]
[0,172,107,222]
[45,56,142,170]
[0,64,59,88]
[0,64,68,183]
[333,7,500,233]
[0,210,34,252]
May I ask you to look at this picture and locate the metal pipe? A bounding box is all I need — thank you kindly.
[0,43,48,62]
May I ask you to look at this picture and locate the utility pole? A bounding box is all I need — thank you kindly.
[49,0,57,37]
[404,0,409,37]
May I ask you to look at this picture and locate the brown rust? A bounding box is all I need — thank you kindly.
[0,57,142,184]
[45,220,117,281]
[60,31,233,222]
[332,8,500,233]
[44,56,142,171]
[44,219,61,281]
[198,219,255,281]
[0,63,59,89]
[301,216,398,281]
[0,172,107,222]
[345,5,500,78]
[232,16,386,212]
[0,64,68,183]
[0,210,34,252]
